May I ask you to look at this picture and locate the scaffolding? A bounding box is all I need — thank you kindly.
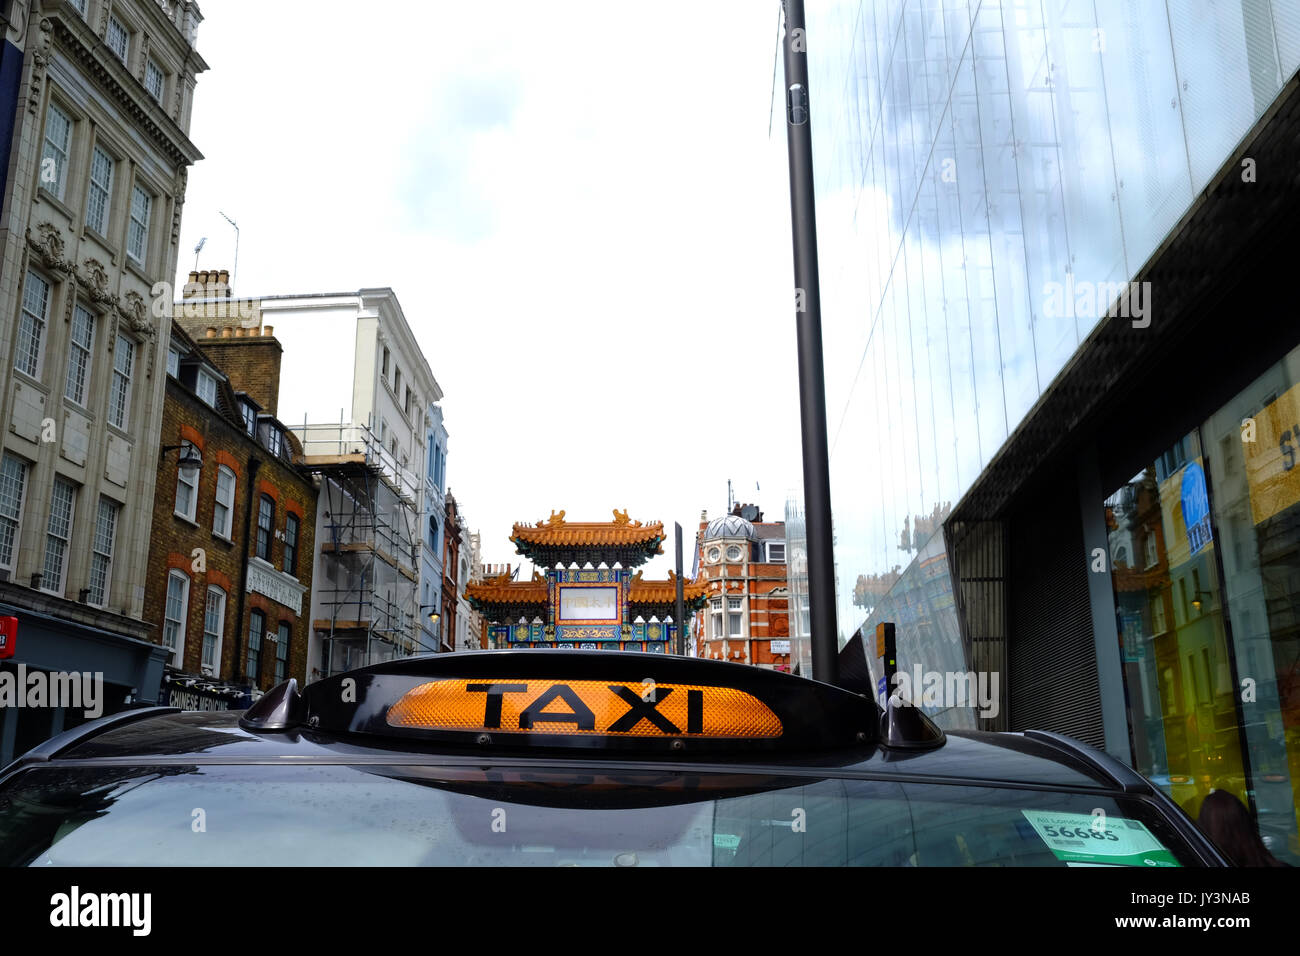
[295,419,426,677]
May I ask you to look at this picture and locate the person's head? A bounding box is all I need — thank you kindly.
[1197,789,1283,867]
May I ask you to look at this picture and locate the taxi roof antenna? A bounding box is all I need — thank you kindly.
[782,0,839,685]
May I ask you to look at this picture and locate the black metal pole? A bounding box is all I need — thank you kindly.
[674,522,686,656]
[781,0,838,685]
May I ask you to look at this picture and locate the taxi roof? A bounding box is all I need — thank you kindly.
[37,709,1121,792]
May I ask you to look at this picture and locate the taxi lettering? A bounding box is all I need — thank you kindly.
[467,681,703,734]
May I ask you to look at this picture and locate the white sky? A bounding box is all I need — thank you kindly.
[176,1,806,577]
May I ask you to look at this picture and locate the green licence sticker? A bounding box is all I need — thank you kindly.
[1020,810,1180,867]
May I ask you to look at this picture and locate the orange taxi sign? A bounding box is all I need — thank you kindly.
[387,678,783,739]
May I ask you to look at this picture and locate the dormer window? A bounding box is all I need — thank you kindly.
[241,401,257,435]
[196,368,218,407]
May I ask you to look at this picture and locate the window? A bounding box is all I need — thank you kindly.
[767,542,786,563]
[145,59,164,101]
[728,597,742,637]
[213,465,235,538]
[428,515,439,551]
[381,346,389,379]
[276,622,290,682]
[240,402,256,434]
[283,513,299,576]
[64,305,95,406]
[108,334,134,428]
[164,571,190,668]
[167,346,181,378]
[41,103,71,200]
[247,609,265,682]
[42,477,76,594]
[264,426,284,459]
[127,183,151,265]
[87,497,118,606]
[172,442,200,522]
[106,16,129,64]
[394,367,402,399]
[196,369,217,407]
[256,495,273,561]
[709,597,723,640]
[17,271,50,378]
[1144,531,1158,569]
[0,455,27,571]
[85,146,114,235]
[404,386,412,416]
[202,586,226,674]
[725,544,743,562]
[69,0,87,16]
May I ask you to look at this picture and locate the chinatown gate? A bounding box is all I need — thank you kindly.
[465,511,706,651]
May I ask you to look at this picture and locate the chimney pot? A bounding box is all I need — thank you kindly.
[218,269,230,288]
[263,325,274,337]
[205,327,217,338]
[220,327,232,338]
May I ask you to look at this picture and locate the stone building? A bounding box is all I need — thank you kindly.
[0,0,206,765]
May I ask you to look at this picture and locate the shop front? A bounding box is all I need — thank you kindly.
[0,593,170,768]
[1101,340,1300,864]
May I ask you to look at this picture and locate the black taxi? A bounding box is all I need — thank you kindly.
[0,650,1228,867]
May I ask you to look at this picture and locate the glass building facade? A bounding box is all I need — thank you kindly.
[794,1,1300,861]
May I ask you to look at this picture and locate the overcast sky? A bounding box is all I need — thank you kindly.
[176,1,806,576]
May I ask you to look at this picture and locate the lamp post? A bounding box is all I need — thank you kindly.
[419,605,441,653]
[160,442,203,478]
[781,0,839,685]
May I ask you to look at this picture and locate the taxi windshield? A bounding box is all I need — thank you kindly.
[0,763,1201,867]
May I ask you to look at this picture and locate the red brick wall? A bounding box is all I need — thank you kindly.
[187,333,283,417]
[144,381,317,690]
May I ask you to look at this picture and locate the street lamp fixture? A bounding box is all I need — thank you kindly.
[161,442,203,478]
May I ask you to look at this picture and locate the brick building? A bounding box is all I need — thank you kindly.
[440,490,462,652]
[143,300,316,708]
[694,505,791,670]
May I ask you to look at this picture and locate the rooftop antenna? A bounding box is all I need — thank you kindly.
[218,210,239,288]
[192,236,206,271]
[727,478,733,514]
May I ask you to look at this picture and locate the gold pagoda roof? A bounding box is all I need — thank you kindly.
[509,510,665,566]
[465,569,707,616]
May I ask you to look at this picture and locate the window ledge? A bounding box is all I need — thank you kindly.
[37,187,76,221]
[173,511,199,527]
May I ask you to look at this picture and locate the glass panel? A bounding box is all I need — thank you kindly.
[1199,339,1300,865]
[1104,430,1255,855]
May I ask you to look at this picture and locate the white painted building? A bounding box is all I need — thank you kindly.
[197,288,442,680]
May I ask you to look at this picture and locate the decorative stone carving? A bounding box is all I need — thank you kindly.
[121,291,153,335]
[82,258,114,304]
[26,222,71,272]
[26,19,53,115]
[171,166,187,241]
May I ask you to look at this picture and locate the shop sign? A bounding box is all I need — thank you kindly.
[0,616,15,659]
[245,561,305,613]
[1244,379,1300,525]
[1180,462,1212,555]
[162,677,250,712]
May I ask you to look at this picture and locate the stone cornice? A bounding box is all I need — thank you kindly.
[48,14,203,168]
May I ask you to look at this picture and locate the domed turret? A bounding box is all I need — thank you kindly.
[703,513,756,541]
